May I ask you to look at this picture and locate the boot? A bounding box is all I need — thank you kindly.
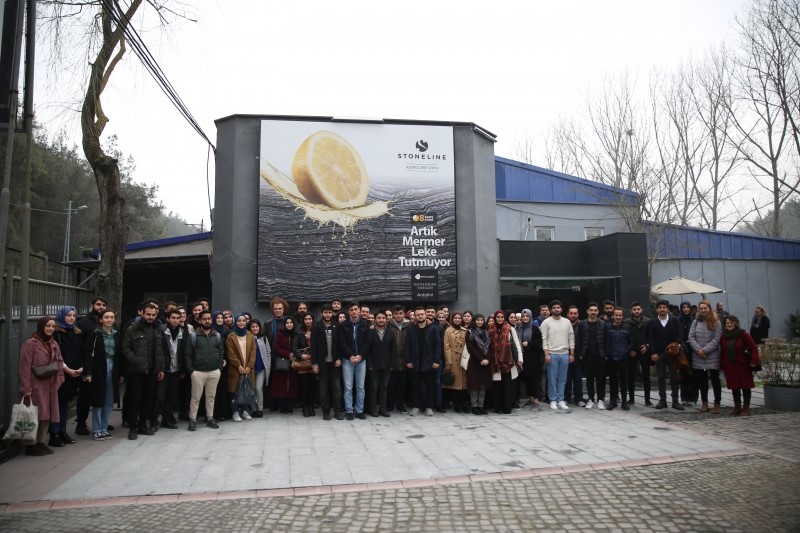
[700,401,709,413]
[741,407,751,416]
[672,401,685,411]
[711,403,720,415]
[732,403,742,416]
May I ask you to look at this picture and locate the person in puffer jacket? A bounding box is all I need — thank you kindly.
[606,307,632,411]
[688,300,722,414]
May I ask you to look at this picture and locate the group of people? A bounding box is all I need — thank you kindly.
[16,295,765,456]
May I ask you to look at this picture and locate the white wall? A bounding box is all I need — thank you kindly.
[652,259,800,339]
[496,202,631,242]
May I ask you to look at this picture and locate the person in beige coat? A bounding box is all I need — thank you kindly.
[225,313,256,422]
[443,313,470,412]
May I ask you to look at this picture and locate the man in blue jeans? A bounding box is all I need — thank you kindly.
[540,300,575,410]
[337,301,372,420]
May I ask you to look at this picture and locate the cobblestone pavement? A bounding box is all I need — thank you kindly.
[0,454,797,532]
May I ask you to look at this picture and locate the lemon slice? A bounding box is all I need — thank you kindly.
[291,130,369,209]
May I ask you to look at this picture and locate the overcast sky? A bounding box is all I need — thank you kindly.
[33,0,748,228]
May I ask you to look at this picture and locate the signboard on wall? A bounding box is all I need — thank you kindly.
[257,120,457,302]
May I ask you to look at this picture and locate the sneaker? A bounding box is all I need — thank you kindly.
[645,400,654,407]
[188,420,197,432]
[92,433,105,441]
[425,408,434,417]
[355,412,367,420]
[550,402,558,410]
[621,402,630,411]
[655,400,667,409]
[75,425,90,436]
[48,434,65,448]
[557,401,570,410]
[607,402,617,411]
[241,411,252,420]
[101,432,113,439]
[232,412,243,422]
[409,408,420,416]
[335,412,345,420]
[577,401,586,407]
[346,412,354,421]
[396,405,408,413]
[672,402,685,411]
[206,418,219,429]
[585,400,595,409]
[597,400,606,410]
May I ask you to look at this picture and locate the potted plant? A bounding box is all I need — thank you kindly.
[758,337,800,411]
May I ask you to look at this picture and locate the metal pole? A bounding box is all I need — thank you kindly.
[18,0,35,335]
[0,0,26,279]
[63,200,72,263]
[2,268,14,432]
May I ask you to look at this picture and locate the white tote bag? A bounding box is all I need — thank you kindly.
[2,399,38,445]
[460,344,470,371]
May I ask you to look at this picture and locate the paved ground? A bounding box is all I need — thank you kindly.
[0,387,798,531]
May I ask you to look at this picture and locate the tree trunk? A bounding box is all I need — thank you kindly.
[92,155,127,314]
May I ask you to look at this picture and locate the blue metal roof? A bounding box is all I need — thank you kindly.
[645,222,800,260]
[495,156,638,205]
[90,232,212,258]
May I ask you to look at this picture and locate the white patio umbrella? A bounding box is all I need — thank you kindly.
[651,276,724,295]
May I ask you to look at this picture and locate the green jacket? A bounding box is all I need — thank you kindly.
[184,329,224,372]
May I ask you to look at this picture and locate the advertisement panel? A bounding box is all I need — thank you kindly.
[258,120,456,302]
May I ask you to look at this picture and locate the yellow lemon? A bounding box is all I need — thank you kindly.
[291,130,369,209]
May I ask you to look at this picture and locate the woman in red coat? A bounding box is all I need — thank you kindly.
[18,317,65,456]
[271,317,299,413]
[720,315,760,416]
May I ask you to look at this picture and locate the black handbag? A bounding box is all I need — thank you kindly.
[745,348,762,373]
[32,360,59,378]
[275,356,292,372]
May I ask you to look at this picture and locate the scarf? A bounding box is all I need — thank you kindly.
[489,320,514,373]
[33,316,54,358]
[517,308,533,344]
[722,327,744,363]
[232,313,249,337]
[56,306,77,330]
[469,325,491,357]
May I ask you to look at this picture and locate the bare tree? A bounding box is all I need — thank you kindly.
[39,1,192,313]
[730,0,800,237]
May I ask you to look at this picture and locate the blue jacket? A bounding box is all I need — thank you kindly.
[405,324,442,372]
[607,323,632,361]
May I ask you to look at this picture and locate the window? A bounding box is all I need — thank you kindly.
[534,227,554,241]
[585,228,604,240]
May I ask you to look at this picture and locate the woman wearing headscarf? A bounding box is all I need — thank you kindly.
[721,316,760,416]
[49,306,84,447]
[750,305,770,344]
[272,317,300,414]
[678,301,697,405]
[292,313,316,417]
[224,313,256,422]
[18,317,65,456]
[443,312,469,412]
[83,309,120,440]
[489,310,522,414]
[517,308,544,408]
[688,300,723,414]
[465,312,492,415]
[248,319,271,418]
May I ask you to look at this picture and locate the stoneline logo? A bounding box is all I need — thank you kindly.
[398,139,446,160]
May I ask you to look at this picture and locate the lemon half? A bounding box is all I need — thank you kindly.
[291,130,369,209]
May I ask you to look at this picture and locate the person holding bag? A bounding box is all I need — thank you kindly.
[19,317,65,456]
[272,317,300,414]
[225,313,256,422]
[82,309,120,440]
[292,313,316,417]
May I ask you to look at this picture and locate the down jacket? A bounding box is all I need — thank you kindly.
[688,315,722,371]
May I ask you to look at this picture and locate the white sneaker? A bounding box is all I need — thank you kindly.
[241,411,252,420]
[409,407,420,416]
[557,401,570,410]
[232,412,243,422]
[550,401,558,410]
[585,400,594,409]
[597,400,606,410]
[425,408,434,417]
[578,401,586,407]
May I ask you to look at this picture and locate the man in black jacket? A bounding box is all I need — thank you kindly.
[338,302,372,420]
[648,300,684,410]
[311,304,344,421]
[577,303,609,410]
[73,297,108,435]
[405,307,442,417]
[121,303,165,439]
[367,311,396,418]
[624,301,651,406]
[157,309,185,429]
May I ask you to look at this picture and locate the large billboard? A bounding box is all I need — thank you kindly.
[258,120,457,302]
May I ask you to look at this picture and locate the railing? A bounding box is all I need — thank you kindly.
[0,275,93,320]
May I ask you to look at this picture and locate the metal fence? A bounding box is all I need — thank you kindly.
[0,275,93,319]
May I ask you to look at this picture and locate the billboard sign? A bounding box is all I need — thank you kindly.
[258,120,457,302]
